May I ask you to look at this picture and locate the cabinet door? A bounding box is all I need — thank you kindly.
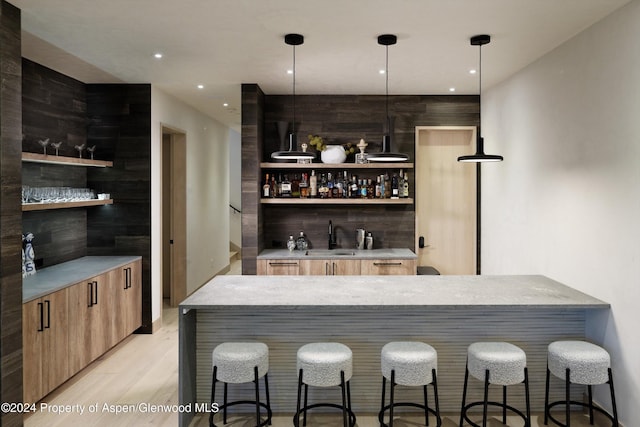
[300,259,361,275]
[360,259,416,275]
[68,281,94,375]
[23,298,44,403]
[257,259,300,275]
[23,289,69,403]
[119,260,142,338]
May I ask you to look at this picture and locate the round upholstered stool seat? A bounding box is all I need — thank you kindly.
[548,340,610,385]
[295,342,355,427]
[213,342,269,383]
[381,341,437,386]
[296,342,352,387]
[210,342,271,427]
[460,342,531,427]
[467,342,526,385]
[379,342,441,427]
[545,341,618,427]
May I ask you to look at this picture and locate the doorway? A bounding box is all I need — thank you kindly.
[162,126,187,307]
[415,126,477,275]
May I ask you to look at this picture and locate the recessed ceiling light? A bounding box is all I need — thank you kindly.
[197,84,204,89]
[223,103,229,107]
[469,69,477,74]
[379,69,386,74]
[287,69,293,74]
[154,53,163,59]
[449,87,456,92]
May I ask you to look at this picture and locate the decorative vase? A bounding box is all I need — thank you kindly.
[321,145,347,164]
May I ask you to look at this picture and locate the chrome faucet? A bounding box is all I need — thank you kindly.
[328,220,337,249]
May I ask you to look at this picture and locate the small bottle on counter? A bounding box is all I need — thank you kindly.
[365,232,373,250]
[287,235,296,252]
[295,231,308,251]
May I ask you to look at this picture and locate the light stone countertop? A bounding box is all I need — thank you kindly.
[180,274,609,310]
[257,248,417,260]
[23,255,142,303]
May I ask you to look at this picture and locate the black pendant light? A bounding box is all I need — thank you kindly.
[271,33,315,161]
[458,34,503,163]
[367,34,409,162]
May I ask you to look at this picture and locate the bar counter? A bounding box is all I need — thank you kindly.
[179,275,609,426]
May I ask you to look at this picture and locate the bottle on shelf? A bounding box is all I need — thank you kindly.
[281,174,292,197]
[272,175,279,198]
[375,176,382,198]
[326,172,334,198]
[263,173,271,197]
[398,170,405,198]
[342,171,349,198]
[350,175,359,199]
[402,172,409,198]
[309,170,317,198]
[299,172,309,198]
[384,172,391,198]
[291,174,300,198]
[359,179,367,199]
[366,179,374,199]
[391,173,399,199]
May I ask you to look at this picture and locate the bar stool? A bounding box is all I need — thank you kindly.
[460,342,531,427]
[545,340,619,427]
[294,342,356,427]
[378,341,441,427]
[210,342,272,427]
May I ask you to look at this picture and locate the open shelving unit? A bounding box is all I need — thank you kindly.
[22,152,113,168]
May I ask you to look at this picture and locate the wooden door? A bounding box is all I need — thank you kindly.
[415,127,477,274]
[68,281,91,375]
[123,260,142,336]
[41,289,69,396]
[330,259,361,275]
[23,298,44,403]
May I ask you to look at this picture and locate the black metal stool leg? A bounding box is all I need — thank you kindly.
[459,363,469,427]
[340,371,348,427]
[565,368,571,427]
[254,367,260,427]
[482,369,489,427]
[423,384,429,426]
[608,368,619,427]
[502,385,507,425]
[223,382,228,424]
[544,366,550,425]
[390,370,396,427]
[210,366,217,427]
[380,376,387,427]
[524,367,531,427]
[264,373,271,425]
[588,384,594,425]
[432,369,441,426]
[295,369,303,427]
[303,383,309,426]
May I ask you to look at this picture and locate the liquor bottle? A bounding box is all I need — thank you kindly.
[384,172,391,198]
[342,171,349,198]
[366,179,374,199]
[402,172,409,198]
[295,231,308,251]
[375,175,382,198]
[291,174,300,198]
[277,173,283,197]
[287,235,296,252]
[309,170,317,198]
[281,174,292,197]
[326,172,333,198]
[319,173,328,199]
[398,170,405,197]
[379,174,385,198]
[299,173,309,198]
[270,175,277,197]
[350,175,359,198]
[263,173,270,197]
[360,179,367,199]
[391,173,399,199]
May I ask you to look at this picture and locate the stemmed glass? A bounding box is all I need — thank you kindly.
[37,138,50,155]
[51,141,63,156]
[86,145,96,160]
[74,143,86,158]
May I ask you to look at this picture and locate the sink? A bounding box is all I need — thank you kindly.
[305,250,356,257]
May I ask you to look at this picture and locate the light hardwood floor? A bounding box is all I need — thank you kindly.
[25,260,609,426]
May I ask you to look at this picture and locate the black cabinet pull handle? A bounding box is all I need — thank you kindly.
[88,282,93,307]
[37,302,44,332]
[127,267,132,289]
[44,300,51,329]
[93,281,98,305]
[268,262,298,266]
[373,262,403,266]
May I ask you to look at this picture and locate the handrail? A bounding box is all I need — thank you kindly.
[229,204,241,214]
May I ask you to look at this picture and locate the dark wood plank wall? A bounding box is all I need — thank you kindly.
[86,84,152,333]
[242,86,479,273]
[0,2,24,425]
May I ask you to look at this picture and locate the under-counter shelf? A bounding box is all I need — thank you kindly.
[261,197,412,205]
[260,162,413,169]
[22,152,113,168]
[22,199,113,211]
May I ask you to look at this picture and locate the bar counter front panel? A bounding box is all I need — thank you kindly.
[179,275,609,426]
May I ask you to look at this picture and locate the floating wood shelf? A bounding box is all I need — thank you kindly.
[22,152,113,168]
[22,199,114,212]
[260,162,413,169]
[260,198,413,205]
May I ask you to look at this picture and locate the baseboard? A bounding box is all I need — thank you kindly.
[151,316,163,333]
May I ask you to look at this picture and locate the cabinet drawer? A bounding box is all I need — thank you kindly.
[257,259,300,275]
[360,259,416,275]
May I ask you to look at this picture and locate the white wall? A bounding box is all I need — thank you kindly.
[482,1,640,424]
[228,129,242,248]
[151,87,230,322]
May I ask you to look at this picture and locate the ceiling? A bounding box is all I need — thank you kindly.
[13,0,630,132]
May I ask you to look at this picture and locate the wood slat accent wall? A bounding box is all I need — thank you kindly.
[0,2,24,425]
[194,308,586,414]
[241,87,479,273]
[86,84,152,333]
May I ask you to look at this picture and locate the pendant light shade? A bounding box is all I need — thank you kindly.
[457,34,503,163]
[271,33,315,161]
[367,34,409,162]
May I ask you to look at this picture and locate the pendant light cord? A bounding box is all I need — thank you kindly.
[385,44,389,125]
[478,42,482,126]
[292,44,296,136]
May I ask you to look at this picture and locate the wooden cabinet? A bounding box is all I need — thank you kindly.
[299,259,361,275]
[23,288,69,403]
[25,258,142,402]
[360,259,417,275]
[257,259,300,275]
